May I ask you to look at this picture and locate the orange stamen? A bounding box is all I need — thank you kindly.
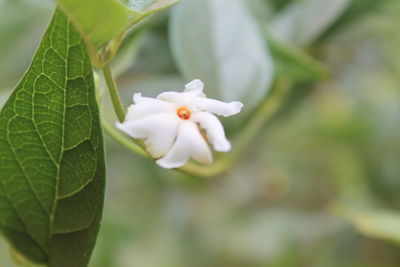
[177,107,191,120]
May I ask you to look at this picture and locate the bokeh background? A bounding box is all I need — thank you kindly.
[1,0,400,266]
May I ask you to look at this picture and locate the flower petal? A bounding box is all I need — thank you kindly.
[184,79,204,92]
[191,98,244,117]
[191,112,231,152]
[156,91,188,106]
[116,113,180,158]
[125,93,175,121]
[157,82,205,105]
[156,121,212,169]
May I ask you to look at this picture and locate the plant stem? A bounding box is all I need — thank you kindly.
[102,66,126,122]
[102,119,149,157]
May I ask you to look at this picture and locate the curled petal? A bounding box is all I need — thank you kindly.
[157,84,204,105]
[116,113,180,158]
[184,79,204,92]
[125,93,175,121]
[133,93,152,104]
[191,98,244,117]
[157,91,188,106]
[191,112,231,152]
[156,121,212,169]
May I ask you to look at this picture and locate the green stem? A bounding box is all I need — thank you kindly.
[102,66,126,122]
[102,119,149,157]
[178,157,231,177]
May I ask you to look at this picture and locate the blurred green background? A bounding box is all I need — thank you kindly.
[1,0,400,266]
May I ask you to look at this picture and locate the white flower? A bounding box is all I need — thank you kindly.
[116,79,243,169]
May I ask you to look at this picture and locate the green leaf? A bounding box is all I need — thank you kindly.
[269,0,351,46]
[56,0,180,67]
[170,0,274,111]
[0,9,105,266]
[325,0,394,36]
[338,208,400,246]
[110,28,147,77]
[267,33,330,81]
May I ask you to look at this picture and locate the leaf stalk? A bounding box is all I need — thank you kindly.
[102,66,126,122]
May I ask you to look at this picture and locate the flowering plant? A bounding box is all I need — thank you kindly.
[117,79,243,168]
[4,0,396,266]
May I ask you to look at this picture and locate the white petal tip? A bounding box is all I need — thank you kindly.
[115,121,132,137]
[133,93,142,103]
[214,142,231,152]
[232,101,244,111]
[222,101,244,117]
[194,152,213,165]
[115,121,125,130]
[156,159,186,169]
[185,79,204,92]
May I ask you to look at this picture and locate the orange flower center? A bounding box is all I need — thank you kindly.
[177,107,191,120]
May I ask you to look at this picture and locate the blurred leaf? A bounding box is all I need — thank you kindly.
[57,0,180,66]
[267,33,330,81]
[339,209,400,246]
[269,0,352,46]
[170,0,274,111]
[0,0,53,90]
[111,29,147,77]
[246,0,274,21]
[325,0,393,36]
[0,237,15,266]
[270,0,293,11]
[0,9,105,266]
